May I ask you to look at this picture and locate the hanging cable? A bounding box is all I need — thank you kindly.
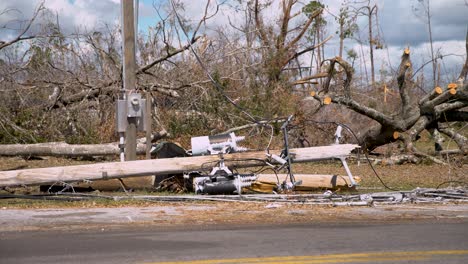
[169,1,397,191]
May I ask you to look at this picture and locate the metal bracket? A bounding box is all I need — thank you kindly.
[339,157,357,187]
[334,125,343,144]
[209,156,232,176]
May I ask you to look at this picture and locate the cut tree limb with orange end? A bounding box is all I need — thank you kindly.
[447,83,458,89]
[434,87,443,94]
[393,131,400,140]
[323,97,332,105]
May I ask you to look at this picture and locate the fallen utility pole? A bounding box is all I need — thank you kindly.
[0,131,167,157]
[252,174,361,192]
[0,142,148,157]
[0,144,357,187]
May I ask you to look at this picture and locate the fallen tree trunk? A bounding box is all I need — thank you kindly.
[0,144,358,187]
[310,43,467,154]
[0,131,168,157]
[252,174,361,192]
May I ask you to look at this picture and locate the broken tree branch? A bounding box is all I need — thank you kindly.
[285,8,323,51]
[137,36,201,74]
[0,2,45,50]
[438,125,468,154]
[292,72,328,85]
[288,35,332,63]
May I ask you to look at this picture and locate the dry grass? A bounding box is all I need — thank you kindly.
[292,160,466,190]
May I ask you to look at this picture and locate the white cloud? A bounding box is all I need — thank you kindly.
[0,0,120,40]
[2,0,465,81]
[343,39,465,87]
[46,0,120,31]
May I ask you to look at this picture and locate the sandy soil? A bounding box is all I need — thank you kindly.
[1,200,467,232]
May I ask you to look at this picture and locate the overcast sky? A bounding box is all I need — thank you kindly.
[1,0,467,80]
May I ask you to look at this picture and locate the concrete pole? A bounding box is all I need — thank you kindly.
[122,0,137,161]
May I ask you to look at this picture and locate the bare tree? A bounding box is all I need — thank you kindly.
[252,0,328,83]
[351,0,380,88]
[334,0,358,59]
[310,32,468,159]
[1,0,466,162]
[0,0,218,145]
[0,2,45,50]
[412,0,439,88]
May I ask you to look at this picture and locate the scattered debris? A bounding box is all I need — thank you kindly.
[185,123,359,195]
[155,176,187,193]
[1,188,466,206]
[265,203,283,209]
[0,118,361,196]
[288,210,306,215]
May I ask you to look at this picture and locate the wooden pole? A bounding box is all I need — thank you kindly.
[0,131,168,157]
[122,0,137,161]
[0,142,148,157]
[252,174,361,192]
[0,144,358,187]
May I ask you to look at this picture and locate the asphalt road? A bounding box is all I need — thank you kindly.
[1,220,467,264]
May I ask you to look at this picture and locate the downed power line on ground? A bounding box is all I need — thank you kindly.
[1,188,466,206]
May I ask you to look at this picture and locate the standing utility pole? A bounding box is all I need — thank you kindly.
[121,0,137,161]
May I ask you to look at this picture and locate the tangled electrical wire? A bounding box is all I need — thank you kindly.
[167,0,398,192]
[292,119,400,191]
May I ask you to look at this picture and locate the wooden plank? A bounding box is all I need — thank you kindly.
[0,144,358,187]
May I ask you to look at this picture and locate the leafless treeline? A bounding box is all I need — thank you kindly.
[0,0,466,161]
